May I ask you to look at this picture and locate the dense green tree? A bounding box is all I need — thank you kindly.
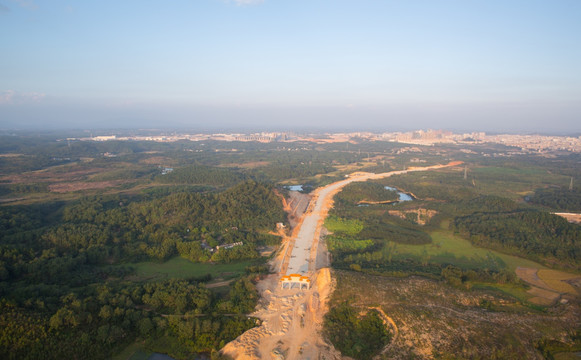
[324,302,391,360]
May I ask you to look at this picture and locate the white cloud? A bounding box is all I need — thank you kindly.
[0,90,45,104]
[232,0,264,6]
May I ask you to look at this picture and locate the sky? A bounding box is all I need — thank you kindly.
[1,0,580,133]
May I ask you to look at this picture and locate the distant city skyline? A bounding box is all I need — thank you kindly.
[49,129,581,154]
[1,0,580,132]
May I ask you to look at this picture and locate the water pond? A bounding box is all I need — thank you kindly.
[358,186,414,207]
[384,186,414,202]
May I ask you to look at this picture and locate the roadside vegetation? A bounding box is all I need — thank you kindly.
[324,302,391,360]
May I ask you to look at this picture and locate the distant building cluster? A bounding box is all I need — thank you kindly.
[67,129,581,153]
[235,133,288,142]
[160,167,173,175]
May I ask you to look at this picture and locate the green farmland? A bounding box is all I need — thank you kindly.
[129,257,253,281]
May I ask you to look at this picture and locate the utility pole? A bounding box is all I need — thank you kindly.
[570,177,574,191]
[464,166,467,180]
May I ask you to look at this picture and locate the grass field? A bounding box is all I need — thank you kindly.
[325,216,364,236]
[538,269,580,295]
[382,224,567,303]
[129,256,252,282]
[391,228,547,272]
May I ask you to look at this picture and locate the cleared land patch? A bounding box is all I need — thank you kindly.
[554,212,581,224]
[538,269,581,295]
[526,286,561,306]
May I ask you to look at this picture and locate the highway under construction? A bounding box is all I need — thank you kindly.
[223,161,462,360]
[278,161,463,290]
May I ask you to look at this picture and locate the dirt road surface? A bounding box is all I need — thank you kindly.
[222,162,461,360]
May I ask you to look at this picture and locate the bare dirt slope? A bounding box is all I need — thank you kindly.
[335,270,581,360]
[286,191,310,229]
[222,268,341,360]
[554,212,581,224]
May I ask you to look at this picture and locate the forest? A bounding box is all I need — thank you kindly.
[0,276,258,359]
[1,133,581,359]
[453,210,580,268]
[530,187,581,212]
[323,302,391,360]
[0,178,284,359]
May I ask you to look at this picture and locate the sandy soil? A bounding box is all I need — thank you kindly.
[554,212,581,224]
[222,268,341,360]
[516,267,553,290]
[222,161,462,360]
[527,287,561,306]
[337,271,581,360]
[286,191,311,229]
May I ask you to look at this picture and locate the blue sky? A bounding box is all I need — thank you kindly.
[1,0,580,132]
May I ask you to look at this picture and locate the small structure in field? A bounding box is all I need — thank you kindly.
[215,241,243,251]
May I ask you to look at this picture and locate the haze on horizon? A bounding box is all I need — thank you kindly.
[1,0,580,133]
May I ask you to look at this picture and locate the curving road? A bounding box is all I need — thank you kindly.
[284,162,462,276]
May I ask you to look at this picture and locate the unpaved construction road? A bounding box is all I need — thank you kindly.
[222,161,461,360]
